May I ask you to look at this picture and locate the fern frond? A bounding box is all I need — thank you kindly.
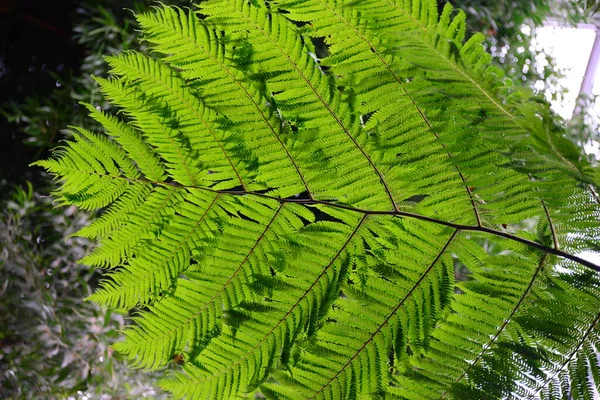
[106,52,250,189]
[271,0,488,229]
[136,5,309,198]
[33,128,139,210]
[113,201,305,370]
[80,185,186,267]
[88,189,224,308]
[261,220,458,399]
[93,76,207,187]
[271,0,595,253]
[34,0,600,399]
[160,209,365,398]
[81,102,166,182]
[536,310,600,400]
[198,0,405,211]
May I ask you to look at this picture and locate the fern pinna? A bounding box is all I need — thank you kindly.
[35,0,600,398]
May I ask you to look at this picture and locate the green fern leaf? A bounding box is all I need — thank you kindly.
[34,0,600,398]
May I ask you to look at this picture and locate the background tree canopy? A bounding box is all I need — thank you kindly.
[1,0,599,399]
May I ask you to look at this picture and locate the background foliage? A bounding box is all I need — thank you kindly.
[0,183,165,399]
[0,1,189,398]
[0,0,598,398]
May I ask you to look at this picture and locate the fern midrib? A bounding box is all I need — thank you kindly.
[308,0,482,226]
[111,58,247,190]
[74,169,600,273]
[542,199,559,250]
[526,172,559,249]
[528,308,600,399]
[310,230,458,398]
[440,253,550,399]
[191,214,367,383]
[230,7,398,210]
[145,14,313,197]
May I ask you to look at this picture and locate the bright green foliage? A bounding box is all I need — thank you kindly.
[35,0,600,398]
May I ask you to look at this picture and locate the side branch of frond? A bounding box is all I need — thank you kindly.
[235,10,398,211]
[317,0,482,225]
[311,230,458,398]
[441,254,550,398]
[191,213,368,384]
[528,309,600,399]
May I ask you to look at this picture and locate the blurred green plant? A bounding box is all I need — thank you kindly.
[0,0,188,398]
[0,182,169,399]
[569,93,600,164]
[1,2,146,154]
[453,0,587,90]
[577,0,600,14]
